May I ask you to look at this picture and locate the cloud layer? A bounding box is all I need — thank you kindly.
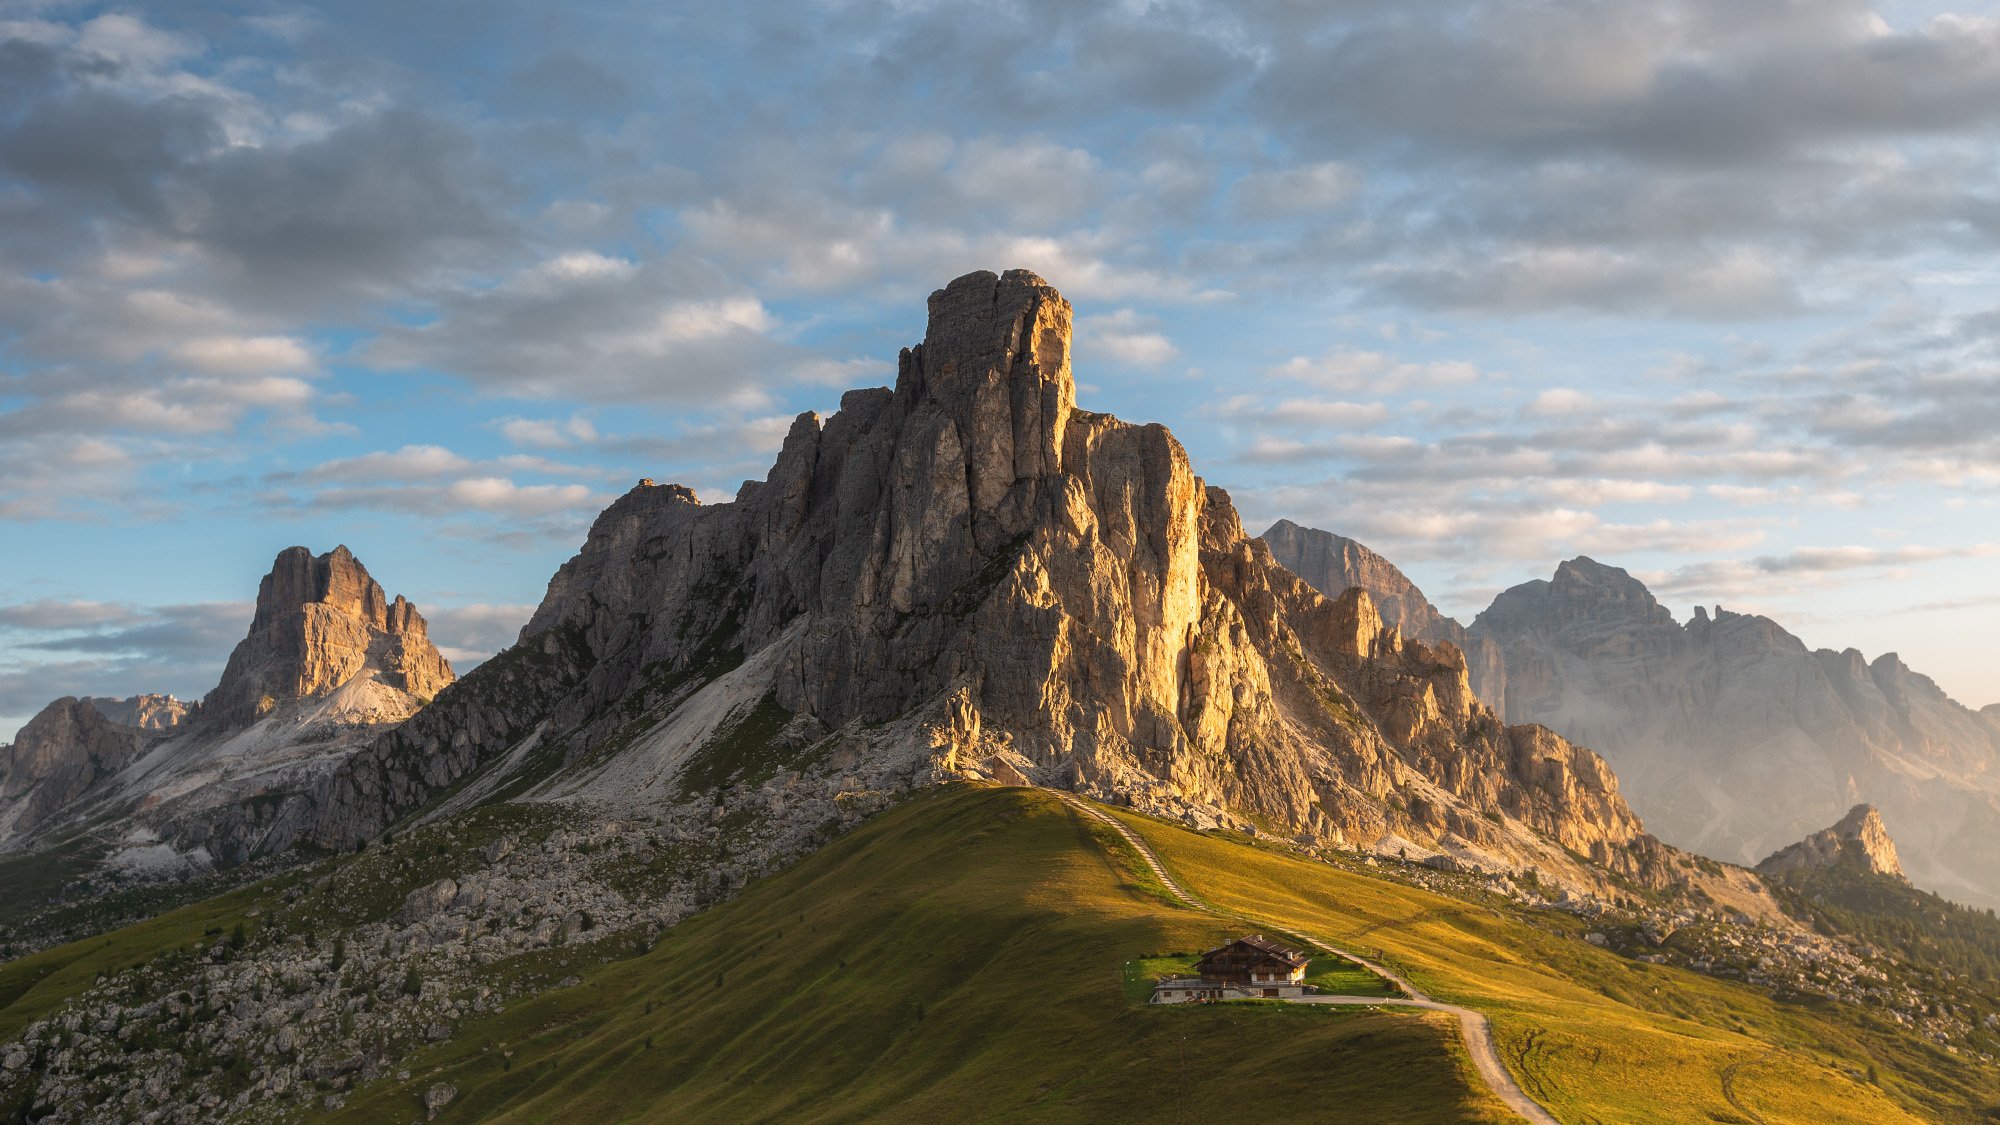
[5,0,2000,719]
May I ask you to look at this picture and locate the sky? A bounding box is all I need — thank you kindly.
[3,0,2000,742]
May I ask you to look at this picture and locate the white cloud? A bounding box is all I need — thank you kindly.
[1077,309,1180,367]
[1230,162,1361,219]
[1523,387,1592,416]
[1271,348,1487,392]
[499,414,599,449]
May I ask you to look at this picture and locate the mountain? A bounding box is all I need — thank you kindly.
[1757,804,1905,880]
[201,545,452,730]
[0,700,158,843]
[0,545,453,879]
[81,695,188,731]
[1260,519,1506,706]
[1469,555,2000,908]
[13,270,2000,1123]
[267,269,1706,900]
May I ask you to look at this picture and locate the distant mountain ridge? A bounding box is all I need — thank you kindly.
[0,545,453,877]
[1261,523,2000,909]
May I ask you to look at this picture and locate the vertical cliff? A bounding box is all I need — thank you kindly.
[201,545,453,729]
[306,270,1675,897]
[1260,519,1507,708]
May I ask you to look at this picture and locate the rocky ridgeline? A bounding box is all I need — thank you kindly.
[83,695,189,732]
[0,700,162,841]
[288,269,1686,900]
[1266,526,2000,912]
[1260,519,1507,708]
[1473,557,2000,907]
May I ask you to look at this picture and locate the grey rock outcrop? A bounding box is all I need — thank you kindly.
[0,547,455,874]
[304,269,1686,896]
[82,695,189,731]
[0,699,155,840]
[1757,804,1905,880]
[201,545,453,730]
[1468,555,2000,908]
[1260,520,1506,707]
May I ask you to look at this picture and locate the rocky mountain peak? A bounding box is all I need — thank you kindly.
[306,267,1676,903]
[1549,556,1661,608]
[1475,555,1676,640]
[82,694,189,731]
[0,697,154,838]
[895,267,1075,550]
[1258,519,1507,708]
[1757,803,1906,880]
[201,545,454,729]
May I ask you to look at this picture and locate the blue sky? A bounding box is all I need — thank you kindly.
[5,0,2000,740]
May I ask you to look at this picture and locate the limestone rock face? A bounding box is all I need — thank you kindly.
[0,699,154,839]
[1260,520,1506,707]
[83,694,189,731]
[1757,804,1906,880]
[307,269,1683,898]
[0,546,455,872]
[1469,555,2000,907]
[202,546,453,729]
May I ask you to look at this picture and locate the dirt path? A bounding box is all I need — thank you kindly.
[1059,793,1562,1125]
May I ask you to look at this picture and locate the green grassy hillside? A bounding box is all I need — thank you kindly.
[7,784,1994,1123]
[331,786,1510,1123]
[1109,805,1994,1125]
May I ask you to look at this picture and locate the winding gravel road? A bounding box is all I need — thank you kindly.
[1060,793,1561,1125]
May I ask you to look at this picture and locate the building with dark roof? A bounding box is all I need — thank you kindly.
[1151,936,1313,1003]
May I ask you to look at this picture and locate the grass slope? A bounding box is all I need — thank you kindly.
[8,784,1992,1123]
[333,787,1510,1124]
[1109,806,1990,1125]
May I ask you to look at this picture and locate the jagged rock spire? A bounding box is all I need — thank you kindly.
[202,545,453,728]
[1757,803,1906,880]
[895,268,1074,550]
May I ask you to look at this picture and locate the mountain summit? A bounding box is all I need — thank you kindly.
[202,545,452,729]
[1469,556,2000,907]
[1259,520,1507,707]
[1758,803,1906,880]
[0,546,452,874]
[295,269,1711,900]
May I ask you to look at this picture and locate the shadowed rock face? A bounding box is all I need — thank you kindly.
[0,698,154,839]
[1469,556,2000,908]
[1758,804,1906,880]
[1259,520,1507,709]
[309,269,1683,897]
[201,546,454,730]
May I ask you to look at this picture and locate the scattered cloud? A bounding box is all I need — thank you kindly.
[0,599,251,734]
[1077,309,1180,367]
[423,602,538,668]
[1230,162,1360,220]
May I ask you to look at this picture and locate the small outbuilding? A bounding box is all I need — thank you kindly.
[1151,935,1313,1004]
